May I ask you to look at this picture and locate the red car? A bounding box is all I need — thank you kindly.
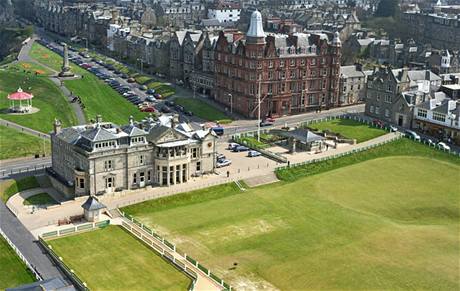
[141,106,156,113]
[265,116,276,123]
[80,63,92,69]
[372,119,384,127]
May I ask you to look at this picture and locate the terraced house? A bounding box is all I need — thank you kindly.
[49,115,217,198]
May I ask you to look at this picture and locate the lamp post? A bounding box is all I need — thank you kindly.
[228,93,233,114]
[257,80,261,142]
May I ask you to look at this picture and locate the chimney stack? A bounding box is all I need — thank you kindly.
[54,118,62,134]
[96,114,102,124]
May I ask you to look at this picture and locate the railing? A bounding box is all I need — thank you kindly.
[40,220,110,239]
[1,163,50,177]
[0,228,42,281]
[119,211,232,291]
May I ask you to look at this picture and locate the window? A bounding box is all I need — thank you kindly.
[290,70,296,79]
[147,170,151,181]
[321,57,326,64]
[322,80,326,89]
[301,59,306,65]
[269,71,274,80]
[417,109,427,118]
[280,71,286,79]
[104,160,113,171]
[311,58,316,66]
[269,60,273,68]
[370,105,374,113]
[78,178,85,189]
[192,148,197,158]
[309,94,315,105]
[280,60,285,67]
[384,95,392,103]
[375,106,380,114]
[302,70,307,78]
[385,109,390,117]
[290,59,295,66]
[133,173,137,184]
[139,155,144,165]
[433,112,446,122]
[281,83,286,92]
[196,162,201,171]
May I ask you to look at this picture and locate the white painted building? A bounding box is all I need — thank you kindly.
[207,1,241,23]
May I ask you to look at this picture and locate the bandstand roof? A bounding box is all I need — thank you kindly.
[7,88,34,100]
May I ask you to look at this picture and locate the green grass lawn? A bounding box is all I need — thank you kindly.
[146,81,176,98]
[0,71,78,133]
[48,226,192,291]
[0,125,50,160]
[29,43,148,124]
[238,136,270,149]
[4,62,53,76]
[23,192,57,206]
[0,236,35,289]
[307,118,386,143]
[123,140,460,290]
[174,98,231,122]
[0,176,39,203]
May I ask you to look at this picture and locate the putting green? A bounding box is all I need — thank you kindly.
[124,156,460,290]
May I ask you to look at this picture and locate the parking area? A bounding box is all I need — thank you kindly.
[214,141,279,177]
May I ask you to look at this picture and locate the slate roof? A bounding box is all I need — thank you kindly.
[408,70,441,82]
[340,65,365,78]
[80,126,117,142]
[120,124,147,136]
[81,196,106,211]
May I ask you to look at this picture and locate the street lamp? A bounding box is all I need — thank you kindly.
[228,93,233,114]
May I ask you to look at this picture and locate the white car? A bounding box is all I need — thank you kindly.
[216,159,231,168]
[227,143,239,150]
[436,142,451,151]
[389,125,398,132]
[405,130,421,141]
[248,150,261,157]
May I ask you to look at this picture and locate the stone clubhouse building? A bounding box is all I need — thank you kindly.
[49,114,217,198]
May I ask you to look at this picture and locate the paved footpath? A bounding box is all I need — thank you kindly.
[0,118,50,139]
[0,201,67,281]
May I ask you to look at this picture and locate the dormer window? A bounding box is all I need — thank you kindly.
[131,137,145,144]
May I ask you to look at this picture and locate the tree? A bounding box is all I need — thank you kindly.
[375,0,399,17]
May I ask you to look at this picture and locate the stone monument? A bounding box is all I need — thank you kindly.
[58,42,74,77]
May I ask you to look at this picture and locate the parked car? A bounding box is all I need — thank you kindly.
[165,100,175,107]
[127,78,136,83]
[265,116,276,123]
[154,93,163,99]
[372,119,385,127]
[436,142,451,151]
[405,130,421,141]
[141,106,156,112]
[260,119,274,127]
[139,85,148,91]
[248,150,261,157]
[423,138,436,147]
[233,145,249,152]
[146,95,157,102]
[120,74,129,79]
[388,125,398,132]
[216,159,231,168]
[175,104,185,112]
[146,89,156,94]
[227,143,239,150]
[216,153,226,161]
[212,126,224,136]
[160,106,171,113]
[185,111,193,116]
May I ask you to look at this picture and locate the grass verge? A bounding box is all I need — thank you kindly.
[0,176,39,203]
[307,118,386,143]
[0,236,35,290]
[174,97,231,122]
[0,125,50,160]
[23,192,57,206]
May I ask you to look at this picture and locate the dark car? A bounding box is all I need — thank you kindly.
[175,105,185,112]
[160,106,171,113]
[146,89,156,94]
[185,111,193,116]
[233,145,249,152]
[165,100,175,107]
